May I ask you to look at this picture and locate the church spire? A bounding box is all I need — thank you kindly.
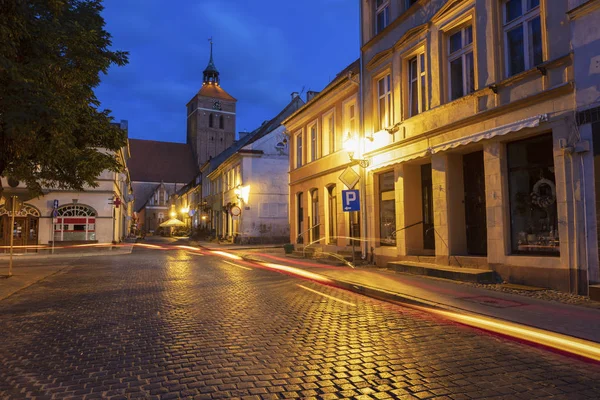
[203,37,220,85]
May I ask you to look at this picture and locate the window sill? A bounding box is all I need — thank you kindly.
[494,53,572,90]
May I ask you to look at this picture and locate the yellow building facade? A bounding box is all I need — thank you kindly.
[359,0,598,293]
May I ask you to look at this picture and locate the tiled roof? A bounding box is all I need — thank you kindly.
[197,84,236,101]
[128,139,197,184]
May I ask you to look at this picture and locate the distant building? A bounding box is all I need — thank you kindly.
[200,95,304,243]
[0,120,132,250]
[186,40,237,167]
[128,139,196,234]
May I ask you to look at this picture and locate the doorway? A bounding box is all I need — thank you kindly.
[421,164,435,250]
[463,150,487,255]
[1,215,39,253]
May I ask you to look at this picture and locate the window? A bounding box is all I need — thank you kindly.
[379,171,396,246]
[260,203,288,218]
[377,74,392,130]
[219,115,224,129]
[297,192,304,243]
[327,185,338,245]
[448,25,475,101]
[408,53,426,117]
[310,189,320,243]
[54,204,97,241]
[323,111,335,155]
[503,0,542,77]
[209,113,214,128]
[295,131,303,168]
[344,100,357,138]
[309,123,318,162]
[375,0,389,34]
[507,134,558,255]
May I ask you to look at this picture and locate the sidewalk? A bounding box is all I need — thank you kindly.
[237,249,600,344]
[0,244,134,300]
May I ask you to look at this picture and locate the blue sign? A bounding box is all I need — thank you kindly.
[53,199,59,209]
[342,190,360,212]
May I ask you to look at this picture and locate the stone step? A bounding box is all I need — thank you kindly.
[387,261,498,284]
[590,285,600,301]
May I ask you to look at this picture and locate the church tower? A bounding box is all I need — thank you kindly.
[186,39,237,167]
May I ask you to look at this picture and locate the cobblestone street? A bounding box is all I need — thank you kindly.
[1,248,600,399]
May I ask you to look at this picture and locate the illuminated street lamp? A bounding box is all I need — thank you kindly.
[170,211,176,218]
[343,132,370,168]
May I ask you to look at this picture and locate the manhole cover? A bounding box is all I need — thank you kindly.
[459,296,525,308]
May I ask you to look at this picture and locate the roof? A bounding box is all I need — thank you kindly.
[283,58,360,125]
[197,84,236,101]
[128,139,197,183]
[202,96,305,176]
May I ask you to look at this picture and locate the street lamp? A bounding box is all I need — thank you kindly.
[343,132,371,168]
[170,211,176,218]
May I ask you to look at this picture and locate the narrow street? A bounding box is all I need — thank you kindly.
[1,247,600,399]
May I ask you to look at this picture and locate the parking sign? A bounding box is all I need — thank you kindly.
[342,190,360,212]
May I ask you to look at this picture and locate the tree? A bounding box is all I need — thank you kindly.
[0,0,129,197]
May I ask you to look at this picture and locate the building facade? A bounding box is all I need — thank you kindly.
[0,121,133,250]
[356,0,600,293]
[284,61,362,251]
[201,95,304,243]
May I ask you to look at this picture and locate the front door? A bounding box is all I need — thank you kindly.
[421,164,435,250]
[11,217,27,250]
[463,151,488,255]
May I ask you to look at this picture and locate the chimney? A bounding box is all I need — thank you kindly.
[291,92,299,100]
[306,90,320,102]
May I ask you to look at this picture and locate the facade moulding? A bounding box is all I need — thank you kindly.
[365,81,574,159]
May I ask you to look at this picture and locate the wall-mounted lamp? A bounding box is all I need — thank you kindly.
[343,132,370,168]
[234,185,250,203]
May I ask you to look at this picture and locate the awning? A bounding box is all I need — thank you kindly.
[369,114,548,171]
[430,114,548,154]
[159,218,186,227]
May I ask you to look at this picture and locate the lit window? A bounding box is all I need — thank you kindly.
[375,0,389,34]
[295,131,303,168]
[408,52,426,117]
[377,74,392,130]
[503,0,542,77]
[448,25,475,101]
[309,123,318,162]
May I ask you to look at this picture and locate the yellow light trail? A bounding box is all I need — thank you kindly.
[409,304,600,362]
[176,245,202,251]
[259,262,333,284]
[210,251,242,260]
[221,260,252,270]
[298,285,356,307]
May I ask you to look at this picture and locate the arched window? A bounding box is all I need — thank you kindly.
[209,113,214,128]
[219,115,224,129]
[54,204,97,242]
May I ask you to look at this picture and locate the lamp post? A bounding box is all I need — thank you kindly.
[343,132,372,263]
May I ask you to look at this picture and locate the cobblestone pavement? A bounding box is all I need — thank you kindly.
[1,248,600,399]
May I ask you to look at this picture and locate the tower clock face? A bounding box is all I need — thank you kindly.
[213,101,221,110]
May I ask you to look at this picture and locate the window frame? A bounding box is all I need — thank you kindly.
[295,130,303,169]
[404,46,427,118]
[502,0,543,77]
[322,109,336,156]
[343,97,358,138]
[376,73,392,131]
[308,120,319,162]
[375,0,390,35]
[447,24,475,101]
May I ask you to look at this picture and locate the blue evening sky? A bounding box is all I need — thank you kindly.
[95,0,359,143]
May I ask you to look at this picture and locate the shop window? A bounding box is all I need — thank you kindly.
[54,204,97,241]
[379,171,396,246]
[507,134,559,255]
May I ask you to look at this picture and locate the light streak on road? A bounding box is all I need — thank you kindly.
[297,285,356,307]
[210,251,243,260]
[410,304,600,362]
[176,245,203,251]
[259,262,333,284]
[221,260,252,270]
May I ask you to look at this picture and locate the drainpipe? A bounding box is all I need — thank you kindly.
[358,1,368,261]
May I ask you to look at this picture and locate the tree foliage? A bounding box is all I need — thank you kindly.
[0,0,128,196]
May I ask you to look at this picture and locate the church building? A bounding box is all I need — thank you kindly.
[186,41,237,167]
